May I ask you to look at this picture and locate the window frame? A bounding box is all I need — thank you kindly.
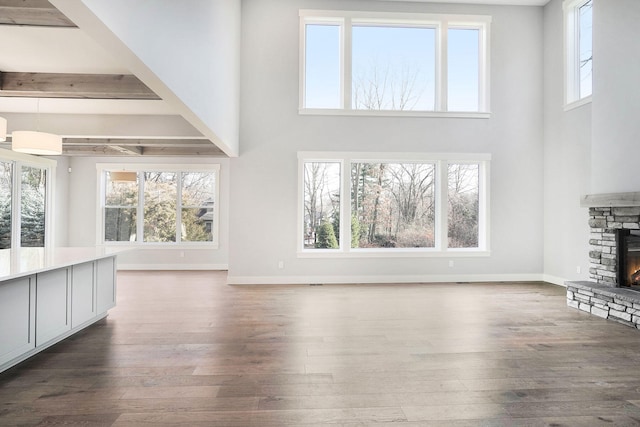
[97,163,220,248]
[564,0,593,109]
[297,152,490,258]
[299,10,492,118]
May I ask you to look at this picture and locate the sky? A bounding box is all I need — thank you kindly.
[305,22,481,112]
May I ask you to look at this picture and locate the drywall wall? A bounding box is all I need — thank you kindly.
[541,0,591,285]
[229,0,545,284]
[590,0,640,194]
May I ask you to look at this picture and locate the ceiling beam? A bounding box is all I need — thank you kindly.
[62,138,211,148]
[0,137,224,156]
[0,0,76,27]
[0,72,161,99]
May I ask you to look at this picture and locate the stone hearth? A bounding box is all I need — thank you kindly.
[566,281,640,329]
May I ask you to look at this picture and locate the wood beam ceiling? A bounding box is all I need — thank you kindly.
[0,0,75,27]
[0,1,226,157]
[0,72,161,99]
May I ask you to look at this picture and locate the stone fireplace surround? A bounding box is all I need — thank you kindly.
[566,192,640,329]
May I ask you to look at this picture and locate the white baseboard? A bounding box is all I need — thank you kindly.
[117,264,228,271]
[542,274,570,287]
[226,273,546,285]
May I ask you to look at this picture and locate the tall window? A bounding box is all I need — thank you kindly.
[300,10,491,116]
[0,152,55,250]
[565,0,593,106]
[100,165,219,246]
[299,153,489,255]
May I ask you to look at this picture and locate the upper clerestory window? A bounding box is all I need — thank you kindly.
[564,0,593,108]
[299,10,491,118]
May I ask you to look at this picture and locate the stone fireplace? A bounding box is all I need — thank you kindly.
[566,192,640,329]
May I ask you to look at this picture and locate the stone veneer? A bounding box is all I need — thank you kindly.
[566,194,640,329]
[588,206,640,285]
[566,281,640,329]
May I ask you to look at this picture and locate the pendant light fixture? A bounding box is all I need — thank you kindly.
[109,171,137,182]
[12,99,62,155]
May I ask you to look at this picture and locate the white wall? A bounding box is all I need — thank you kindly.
[590,0,640,194]
[66,156,229,270]
[229,0,545,284]
[51,155,69,247]
[541,0,591,285]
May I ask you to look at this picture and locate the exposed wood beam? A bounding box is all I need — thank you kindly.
[0,0,75,27]
[0,72,161,99]
[0,137,224,156]
[62,138,210,148]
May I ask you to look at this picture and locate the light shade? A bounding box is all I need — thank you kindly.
[0,117,6,142]
[110,171,137,182]
[12,131,62,155]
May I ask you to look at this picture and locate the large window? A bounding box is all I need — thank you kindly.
[99,165,219,246]
[564,0,592,106]
[300,10,491,116]
[0,151,55,250]
[299,153,489,256]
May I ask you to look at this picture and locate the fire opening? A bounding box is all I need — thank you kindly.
[617,229,640,289]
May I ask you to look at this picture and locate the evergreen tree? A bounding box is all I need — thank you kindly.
[315,221,338,249]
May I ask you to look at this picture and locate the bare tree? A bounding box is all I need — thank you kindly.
[388,164,435,226]
[353,60,425,111]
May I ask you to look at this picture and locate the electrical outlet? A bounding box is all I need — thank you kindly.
[448,260,454,268]
[576,266,581,274]
[278,261,284,269]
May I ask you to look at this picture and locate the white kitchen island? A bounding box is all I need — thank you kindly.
[0,247,118,373]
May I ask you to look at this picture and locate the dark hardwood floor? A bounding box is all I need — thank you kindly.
[2,271,640,426]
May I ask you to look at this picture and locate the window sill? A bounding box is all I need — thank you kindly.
[100,243,219,250]
[297,249,491,258]
[564,95,592,112]
[299,108,491,119]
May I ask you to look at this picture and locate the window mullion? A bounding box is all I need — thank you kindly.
[11,162,20,250]
[176,173,182,244]
[478,24,488,112]
[342,158,351,252]
[343,18,352,110]
[438,22,448,112]
[436,160,449,251]
[478,162,487,250]
[137,173,144,243]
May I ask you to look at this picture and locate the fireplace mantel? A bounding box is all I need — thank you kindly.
[581,192,640,208]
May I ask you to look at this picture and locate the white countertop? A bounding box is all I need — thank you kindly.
[0,247,122,282]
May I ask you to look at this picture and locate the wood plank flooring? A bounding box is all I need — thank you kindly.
[3,271,640,426]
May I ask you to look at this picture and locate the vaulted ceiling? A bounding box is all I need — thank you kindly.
[0,0,224,157]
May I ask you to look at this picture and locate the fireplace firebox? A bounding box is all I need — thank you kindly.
[616,229,640,290]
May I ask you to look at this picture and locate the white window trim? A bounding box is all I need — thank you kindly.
[96,163,220,249]
[563,0,593,109]
[297,151,491,258]
[299,10,491,117]
[0,148,56,250]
